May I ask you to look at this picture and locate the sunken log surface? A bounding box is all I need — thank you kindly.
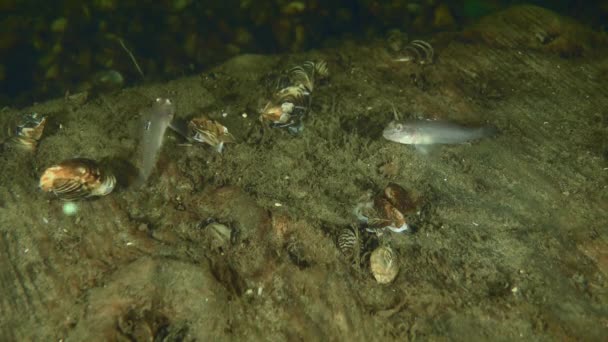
[1,5,607,341]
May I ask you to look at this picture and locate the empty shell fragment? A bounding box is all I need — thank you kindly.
[370,246,399,284]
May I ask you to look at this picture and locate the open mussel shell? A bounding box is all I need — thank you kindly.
[3,113,47,151]
[4,136,38,151]
[187,116,235,152]
[260,101,297,125]
[383,182,417,214]
[373,196,406,229]
[367,182,418,232]
[39,158,116,200]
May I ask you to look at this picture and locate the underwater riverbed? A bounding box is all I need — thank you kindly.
[1,5,607,340]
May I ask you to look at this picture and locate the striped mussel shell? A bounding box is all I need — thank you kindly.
[275,84,310,103]
[273,60,329,102]
[336,225,375,264]
[394,40,434,65]
[39,158,116,200]
[188,116,235,153]
[3,112,47,151]
[302,60,329,82]
[291,61,329,91]
[260,102,290,124]
[337,226,362,260]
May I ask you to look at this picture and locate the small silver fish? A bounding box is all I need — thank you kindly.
[383,120,496,151]
[138,98,175,184]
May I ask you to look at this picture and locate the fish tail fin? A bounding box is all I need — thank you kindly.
[414,144,431,154]
[480,126,499,138]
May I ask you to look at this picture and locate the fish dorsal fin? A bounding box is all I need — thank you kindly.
[391,104,401,121]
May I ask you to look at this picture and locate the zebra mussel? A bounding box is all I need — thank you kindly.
[2,112,47,151]
[336,226,399,284]
[337,226,362,260]
[260,60,329,134]
[39,158,116,200]
[393,40,434,65]
[185,116,235,153]
[336,225,379,265]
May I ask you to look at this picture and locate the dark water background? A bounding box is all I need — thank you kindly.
[0,0,606,106]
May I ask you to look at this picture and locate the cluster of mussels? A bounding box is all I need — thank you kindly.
[38,95,238,202]
[336,182,419,284]
[259,60,329,134]
[337,225,400,285]
[26,62,329,203]
[0,111,116,201]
